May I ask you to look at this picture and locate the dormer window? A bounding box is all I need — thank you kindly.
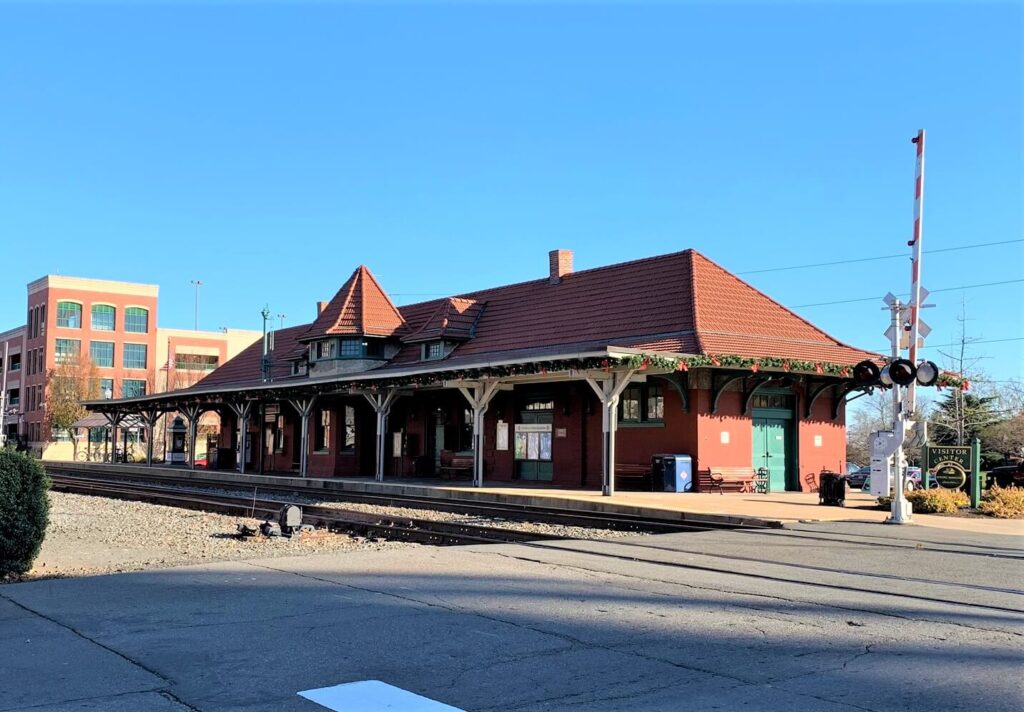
[423,341,446,361]
[311,337,388,361]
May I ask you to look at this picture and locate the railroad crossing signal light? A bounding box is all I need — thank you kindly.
[852,360,881,386]
[915,360,939,386]
[885,358,918,386]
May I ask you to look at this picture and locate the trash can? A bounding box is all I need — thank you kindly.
[819,471,846,506]
[651,454,694,492]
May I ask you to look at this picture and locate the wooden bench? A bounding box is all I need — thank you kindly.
[439,450,474,480]
[697,467,757,494]
[616,463,652,491]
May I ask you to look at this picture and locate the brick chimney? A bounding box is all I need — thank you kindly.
[317,300,329,316]
[549,249,573,284]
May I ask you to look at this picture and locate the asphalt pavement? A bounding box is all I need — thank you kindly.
[1,522,1021,712]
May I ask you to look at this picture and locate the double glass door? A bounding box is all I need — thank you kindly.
[514,409,553,481]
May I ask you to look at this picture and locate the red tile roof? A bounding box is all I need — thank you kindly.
[193,249,877,390]
[403,297,485,343]
[299,265,406,341]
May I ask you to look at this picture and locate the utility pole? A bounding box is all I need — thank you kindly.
[0,342,8,448]
[190,280,203,331]
[261,305,272,383]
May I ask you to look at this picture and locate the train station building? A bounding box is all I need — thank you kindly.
[85,249,879,495]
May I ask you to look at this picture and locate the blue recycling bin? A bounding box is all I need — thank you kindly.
[651,454,693,492]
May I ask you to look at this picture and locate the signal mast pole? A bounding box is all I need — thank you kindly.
[905,129,926,415]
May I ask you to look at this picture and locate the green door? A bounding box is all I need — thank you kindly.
[753,417,790,492]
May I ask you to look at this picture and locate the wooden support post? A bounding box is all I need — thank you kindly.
[179,404,204,471]
[287,396,317,477]
[141,408,160,467]
[363,389,402,482]
[457,381,501,488]
[586,369,638,497]
[227,400,254,475]
[103,411,124,464]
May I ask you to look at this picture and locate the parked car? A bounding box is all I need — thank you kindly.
[846,462,863,475]
[987,461,1024,488]
[847,466,870,489]
[859,466,922,492]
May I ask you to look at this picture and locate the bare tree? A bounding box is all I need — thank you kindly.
[45,354,99,460]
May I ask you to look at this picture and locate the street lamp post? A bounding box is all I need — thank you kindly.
[190,280,203,331]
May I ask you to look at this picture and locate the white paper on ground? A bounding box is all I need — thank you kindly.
[298,680,466,712]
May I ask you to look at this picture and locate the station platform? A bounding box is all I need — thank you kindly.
[46,461,1024,535]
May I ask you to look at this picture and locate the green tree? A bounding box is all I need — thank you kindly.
[929,390,1001,446]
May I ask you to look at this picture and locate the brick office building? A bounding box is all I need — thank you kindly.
[88,249,879,494]
[0,275,260,458]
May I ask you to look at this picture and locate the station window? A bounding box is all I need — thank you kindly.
[123,343,148,369]
[91,304,116,331]
[315,340,337,360]
[124,307,149,334]
[90,341,115,368]
[314,409,331,452]
[339,339,362,358]
[751,394,795,410]
[342,405,355,451]
[618,384,664,424]
[122,379,147,398]
[423,341,446,361]
[56,301,82,329]
[55,338,81,364]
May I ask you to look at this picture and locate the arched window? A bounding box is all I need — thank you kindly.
[91,304,116,331]
[124,307,149,333]
[56,301,82,329]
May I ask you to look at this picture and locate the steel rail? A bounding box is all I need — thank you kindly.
[49,475,571,546]
[44,465,750,534]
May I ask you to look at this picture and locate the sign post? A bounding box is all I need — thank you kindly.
[971,437,982,509]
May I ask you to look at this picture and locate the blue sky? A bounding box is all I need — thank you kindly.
[1,1,1021,391]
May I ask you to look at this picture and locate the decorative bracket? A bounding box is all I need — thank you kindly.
[651,372,689,412]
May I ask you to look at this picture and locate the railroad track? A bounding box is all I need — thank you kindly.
[44,465,753,535]
[49,474,574,546]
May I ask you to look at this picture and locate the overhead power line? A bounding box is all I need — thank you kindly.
[791,278,1024,308]
[737,238,1023,276]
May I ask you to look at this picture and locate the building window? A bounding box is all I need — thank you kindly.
[423,341,445,361]
[97,378,114,399]
[91,304,116,331]
[90,341,114,368]
[618,384,664,424]
[7,353,19,372]
[315,409,331,452]
[55,338,81,364]
[124,307,149,333]
[122,379,147,398]
[275,415,286,452]
[175,354,219,371]
[523,400,554,411]
[314,340,337,360]
[7,388,18,406]
[339,339,362,358]
[123,343,148,369]
[342,405,355,451]
[751,394,795,410]
[56,301,82,329]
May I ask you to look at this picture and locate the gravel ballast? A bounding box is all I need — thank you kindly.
[22,492,414,580]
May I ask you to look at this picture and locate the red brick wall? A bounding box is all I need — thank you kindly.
[796,390,847,492]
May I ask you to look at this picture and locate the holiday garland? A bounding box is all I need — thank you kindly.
[308,352,967,393]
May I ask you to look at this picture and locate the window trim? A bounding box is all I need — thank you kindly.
[122,342,148,370]
[56,300,84,329]
[617,383,665,427]
[90,303,117,331]
[123,305,150,334]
